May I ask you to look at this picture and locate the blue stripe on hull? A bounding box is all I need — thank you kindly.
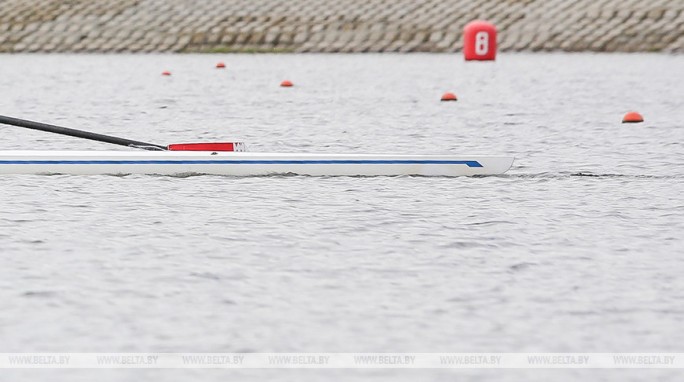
[0,160,483,167]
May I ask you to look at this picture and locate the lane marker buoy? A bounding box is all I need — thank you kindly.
[463,20,497,61]
[216,62,226,69]
[622,111,644,123]
[162,70,171,76]
[280,80,293,87]
[441,92,458,101]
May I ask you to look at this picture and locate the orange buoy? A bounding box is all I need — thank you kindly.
[441,92,458,101]
[280,80,293,87]
[622,111,644,123]
[463,21,497,61]
[161,70,171,76]
[216,62,226,69]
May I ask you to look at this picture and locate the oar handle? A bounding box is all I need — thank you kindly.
[0,114,167,150]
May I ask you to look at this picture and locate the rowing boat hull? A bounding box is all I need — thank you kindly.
[0,151,514,176]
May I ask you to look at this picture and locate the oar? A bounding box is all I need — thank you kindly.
[0,114,167,150]
[0,114,244,152]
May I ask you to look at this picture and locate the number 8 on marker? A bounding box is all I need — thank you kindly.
[475,31,489,55]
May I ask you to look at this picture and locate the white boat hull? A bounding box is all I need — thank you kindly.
[0,151,514,176]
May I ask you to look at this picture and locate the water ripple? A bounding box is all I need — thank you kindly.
[0,54,682,379]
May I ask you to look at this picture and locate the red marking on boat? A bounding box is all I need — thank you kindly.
[167,142,245,152]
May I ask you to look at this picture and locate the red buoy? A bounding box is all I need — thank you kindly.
[161,70,171,76]
[280,80,293,87]
[622,112,644,123]
[216,62,226,69]
[463,21,497,61]
[441,92,458,101]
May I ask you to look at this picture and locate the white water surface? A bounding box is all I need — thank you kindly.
[0,53,683,381]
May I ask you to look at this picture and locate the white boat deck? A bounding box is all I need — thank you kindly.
[0,151,514,176]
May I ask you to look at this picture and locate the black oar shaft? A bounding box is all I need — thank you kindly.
[0,114,167,150]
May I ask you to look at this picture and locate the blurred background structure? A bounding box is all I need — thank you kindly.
[0,0,682,53]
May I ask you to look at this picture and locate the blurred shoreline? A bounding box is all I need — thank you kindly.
[1,0,682,53]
